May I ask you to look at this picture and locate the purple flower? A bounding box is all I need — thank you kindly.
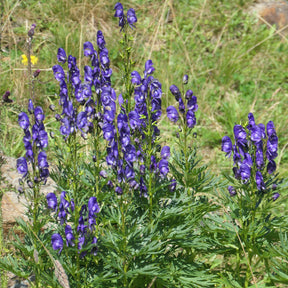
[65,225,75,247]
[251,125,262,143]
[159,159,169,176]
[131,71,141,85]
[17,157,28,177]
[255,147,264,170]
[169,85,181,101]
[18,112,30,130]
[186,110,196,128]
[34,106,45,123]
[116,186,123,195]
[91,237,98,256]
[139,177,148,197]
[267,160,276,174]
[28,99,34,114]
[266,121,276,137]
[272,193,280,201]
[127,8,137,29]
[88,197,100,214]
[167,106,179,123]
[144,60,155,76]
[185,89,193,100]
[256,171,265,191]
[38,151,49,168]
[51,234,63,254]
[234,125,247,147]
[46,193,57,210]
[57,48,67,63]
[228,186,236,196]
[114,2,124,17]
[161,146,170,160]
[187,96,198,111]
[102,123,115,142]
[183,75,188,85]
[83,42,95,57]
[239,163,251,180]
[52,65,65,82]
[222,136,232,158]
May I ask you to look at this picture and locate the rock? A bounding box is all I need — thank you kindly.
[250,0,288,35]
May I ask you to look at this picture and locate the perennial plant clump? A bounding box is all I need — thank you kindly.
[0,2,287,288]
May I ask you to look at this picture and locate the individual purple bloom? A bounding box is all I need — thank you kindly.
[272,193,280,201]
[144,60,155,76]
[124,144,136,163]
[100,51,110,67]
[114,2,124,17]
[77,112,88,133]
[33,69,41,78]
[83,41,95,57]
[228,186,236,196]
[232,145,241,165]
[115,186,123,195]
[258,123,266,139]
[18,112,30,130]
[178,97,185,114]
[124,166,135,180]
[97,30,106,49]
[233,167,241,179]
[2,91,13,103]
[17,157,28,177]
[256,171,265,191]
[38,151,49,168]
[37,128,48,149]
[46,193,57,210]
[221,136,232,158]
[239,163,251,180]
[52,65,65,82]
[131,71,142,85]
[99,170,108,178]
[128,111,140,129]
[267,134,278,154]
[51,234,63,254]
[28,99,34,114]
[161,146,170,160]
[77,215,87,234]
[102,123,115,142]
[250,125,262,143]
[234,125,247,146]
[243,153,253,167]
[185,89,193,100]
[183,74,188,85]
[186,110,196,128]
[166,106,179,123]
[88,197,100,214]
[65,225,75,247]
[127,8,137,29]
[57,48,67,63]
[267,160,276,174]
[60,191,69,210]
[266,121,276,137]
[169,179,177,192]
[159,159,169,176]
[169,85,181,101]
[84,65,93,83]
[255,147,264,170]
[34,106,45,123]
[247,112,255,130]
[187,96,198,111]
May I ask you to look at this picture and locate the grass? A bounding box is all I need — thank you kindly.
[1,0,288,176]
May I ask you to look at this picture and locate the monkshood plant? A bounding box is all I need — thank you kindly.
[206,113,285,287]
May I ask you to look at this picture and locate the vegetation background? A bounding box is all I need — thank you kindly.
[1,0,288,175]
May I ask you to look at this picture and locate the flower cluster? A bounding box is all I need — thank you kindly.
[166,75,198,129]
[114,2,137,30]
[17,100,49,185]
[222,113,279,199]
[47,192,99,257]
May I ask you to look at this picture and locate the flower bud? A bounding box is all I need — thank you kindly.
[33,69,41,78]
[183,74,188,85]
[55,114,61,121]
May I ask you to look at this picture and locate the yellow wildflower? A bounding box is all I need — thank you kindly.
[21,54,38,65]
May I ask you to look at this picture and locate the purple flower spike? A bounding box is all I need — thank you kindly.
[161,146,170,160]
[52,65,65,82]
[51,234,63,254]
[46,193,57,210]
[83,42,95,57]
[166,106,179,123]
[256,171,265,191]
[57,48,67,63]
[222,136,232,158]
[228,186,236,197]
[127,8,137,29]
[17,157,28,177]
[18,112,30,130]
